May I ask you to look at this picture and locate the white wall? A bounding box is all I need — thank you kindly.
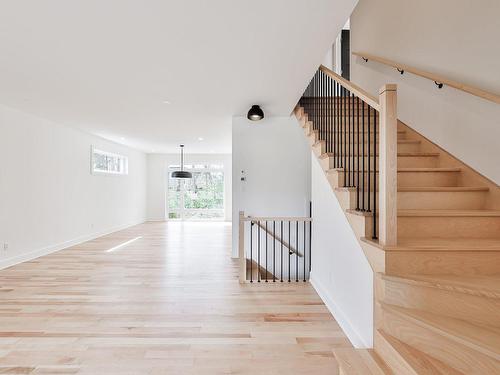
[0,104,147,269]
[350,0,500,183]
[146,153,232,221]
[310,154,373,348]
[232,116,311,257]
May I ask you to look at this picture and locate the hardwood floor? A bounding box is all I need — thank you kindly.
[0,222,350,374]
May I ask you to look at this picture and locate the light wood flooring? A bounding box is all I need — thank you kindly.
[0,222,350,374]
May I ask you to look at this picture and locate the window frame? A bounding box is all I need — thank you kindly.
[90,146,129,176]
[166,164,225,221]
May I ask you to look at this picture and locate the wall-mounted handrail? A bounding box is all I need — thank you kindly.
[353,52,500,105]
[319,65,380,111]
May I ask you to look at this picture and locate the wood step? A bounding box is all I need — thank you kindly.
[363,237,500,251]
[398,211,500,238]
[333,348,390,375]
[380,303,500,374]
[382,273,500,327]
[328,167,461,188]
[375,330,464,375]
[319,153,439,170]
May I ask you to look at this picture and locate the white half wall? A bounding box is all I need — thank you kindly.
[146,153,232,221]
[310,154,373,348]
[350,0,500,184]
[232,116,311,257]
[0,104,147,269]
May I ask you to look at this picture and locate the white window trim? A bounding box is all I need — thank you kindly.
[90,146,129,176]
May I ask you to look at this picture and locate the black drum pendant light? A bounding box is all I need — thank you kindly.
[247,105,264,121]
[171,144,192,179]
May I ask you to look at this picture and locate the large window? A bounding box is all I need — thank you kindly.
[167,164,224,220]
[91,147,128,175]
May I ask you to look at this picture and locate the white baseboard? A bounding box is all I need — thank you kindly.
[310,272,371,348]
[0,219,146,270]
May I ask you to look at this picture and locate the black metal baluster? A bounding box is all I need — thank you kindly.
[333,80,337,165]
[326,76,329,153]
[250,221,253,283]
[343,87,347,186]
[303,220,306,282]
[257,221,261,282]
[288,221,291,282]
[280,221,284,282]
[356,96,360,210]
[362,101,366,211]
[296,221,299,282]
[335,81,342,168]
[367,107,371,213]
[373,111,378,240]
[273,221,276,282]
[265,221,268,282]
[351,93,355,188]
[348,90,351,186]
[309,202,312,274]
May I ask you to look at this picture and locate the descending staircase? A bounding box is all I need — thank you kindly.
[294,66,500,374]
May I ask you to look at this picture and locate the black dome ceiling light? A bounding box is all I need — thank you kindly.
[247,105,264,121]
[171,144,193,179]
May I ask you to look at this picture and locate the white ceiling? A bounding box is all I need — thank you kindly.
[0,0,355,153]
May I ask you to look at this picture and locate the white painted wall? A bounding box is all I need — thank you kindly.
[350,0,500,183]
[232,116,311,257]
[146,153,232,221]
[310,154,373,348]
[0,104,147,269]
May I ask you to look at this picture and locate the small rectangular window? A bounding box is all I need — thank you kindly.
[91,147,128,175]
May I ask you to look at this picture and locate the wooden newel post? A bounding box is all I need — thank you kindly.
[238,211,246,283]
[378,84,398,247]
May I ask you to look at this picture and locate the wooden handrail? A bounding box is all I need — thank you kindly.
[319,65,380,111]
[353,52,500,105]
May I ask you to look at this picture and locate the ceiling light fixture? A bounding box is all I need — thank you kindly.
[247,105,264,121]
[163,100,171,104]
[171,145,192,179]
[198,137,204,141]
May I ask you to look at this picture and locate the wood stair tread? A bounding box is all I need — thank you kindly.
[377,330,465,375]
[380,303,500,359]
[362,237,500,251]
[398,209,500,217]
[381,273,500,299]
[333,348,390,375]
[346,209,500,217]
[398,186,489,192]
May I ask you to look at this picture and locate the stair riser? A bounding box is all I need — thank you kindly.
[338,189,486,212]
[398,216,500,238]
[397,156,438,168]
[383,279,500,327]
[381,308,500,375]
[321,155,439,170]
[386,251,500,276]
[329,170,459,188]
[399,191,486,210]
[398,171,459,187]
[374,331,420,375]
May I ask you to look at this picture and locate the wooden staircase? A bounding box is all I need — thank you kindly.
[294,68,500,374]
